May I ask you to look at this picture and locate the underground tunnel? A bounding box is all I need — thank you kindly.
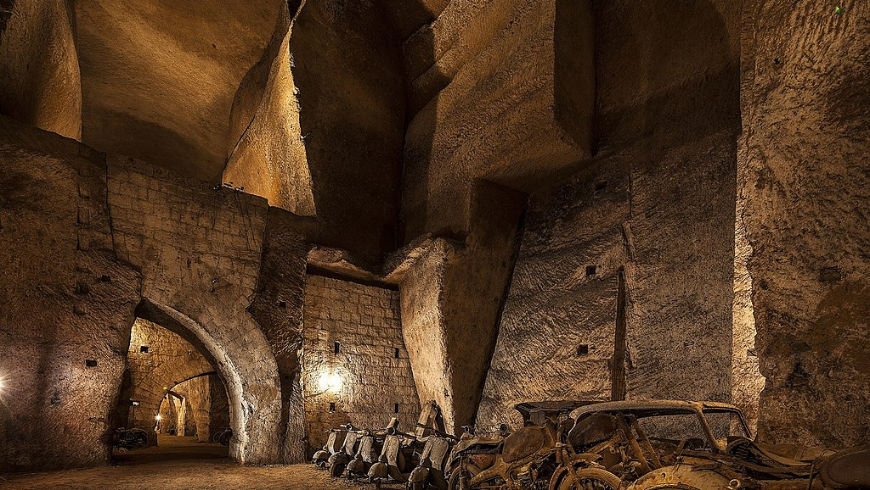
[0,0,868,488]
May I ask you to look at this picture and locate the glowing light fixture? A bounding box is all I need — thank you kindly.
[0,376,6,396]
[155,414,162,421]
[318,371,343,394]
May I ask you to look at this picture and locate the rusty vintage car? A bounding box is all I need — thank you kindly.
[444,399,869,489]
[554,400,870,490]
[445,401,597,489]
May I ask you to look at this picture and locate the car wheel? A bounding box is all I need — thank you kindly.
[557,468,621,490]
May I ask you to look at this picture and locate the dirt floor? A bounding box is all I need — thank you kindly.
[0,436,406,489]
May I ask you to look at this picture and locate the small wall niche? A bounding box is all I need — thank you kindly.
[577,344,589,356]
[329,402,336,413]
[140,345,149,353]
[86,359,98,367]
[586,265,597,277]
[394,348,400,359]
[394,403,400,413]
[334,341,340,354]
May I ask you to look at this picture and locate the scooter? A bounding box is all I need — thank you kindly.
[312,427,348,468]
[328,428,361,477]
[406,435,455,490]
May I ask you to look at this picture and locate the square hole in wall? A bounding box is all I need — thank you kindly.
[577,344,589,356]
[329,402,336,413]
[594,181,608,193]
[586,265,597,277]
[278,300,287,308]
[140,345,149,353]
[86,359,98,367]
[334,341,340,354]
[394,403,400,414]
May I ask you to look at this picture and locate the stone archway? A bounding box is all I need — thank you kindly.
[135,299,282,464]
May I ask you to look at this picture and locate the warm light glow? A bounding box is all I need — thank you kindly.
[155,414,162,421]
[317,371,343,394]
[0,376,5,396]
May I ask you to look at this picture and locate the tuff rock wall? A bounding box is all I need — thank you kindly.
[172,374,230,442]
[477,0,743,429]
[1,115,312,470]
[0,0,81,140]
[739,0,870,447]
[0,117,141,472]
[105,155,284,464]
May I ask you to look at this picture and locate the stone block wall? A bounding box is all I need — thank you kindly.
[173,374,231,442]
[302,274,419,454]
[118,319,215,437]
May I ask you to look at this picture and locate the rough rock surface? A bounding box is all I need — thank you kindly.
[248,208,312,463]
[0,117,140,472]
[290,0,406,261]
[106,156,283,464]
[223,4,316,216]
[401,182,525,434]
[478,0,743,429]
[0,0,80,139]
[739,0,870,447]
[75,0,285,181]
[400,0,593,239]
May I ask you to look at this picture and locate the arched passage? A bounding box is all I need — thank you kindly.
[115,317,226,448]
[134,299,282,464]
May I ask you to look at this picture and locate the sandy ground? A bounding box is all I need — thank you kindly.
[0,436,406,490]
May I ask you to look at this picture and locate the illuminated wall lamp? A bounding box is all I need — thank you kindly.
[318,371,343,394]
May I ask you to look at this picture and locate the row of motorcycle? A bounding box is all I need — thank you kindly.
[311,400,591,490]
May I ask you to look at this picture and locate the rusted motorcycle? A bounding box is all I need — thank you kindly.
[554,400,870,490]
[446,420,564,489]
[445,401,600,490]
[346,419,399,480]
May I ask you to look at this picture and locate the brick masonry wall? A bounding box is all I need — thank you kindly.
[302,275,419,455]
